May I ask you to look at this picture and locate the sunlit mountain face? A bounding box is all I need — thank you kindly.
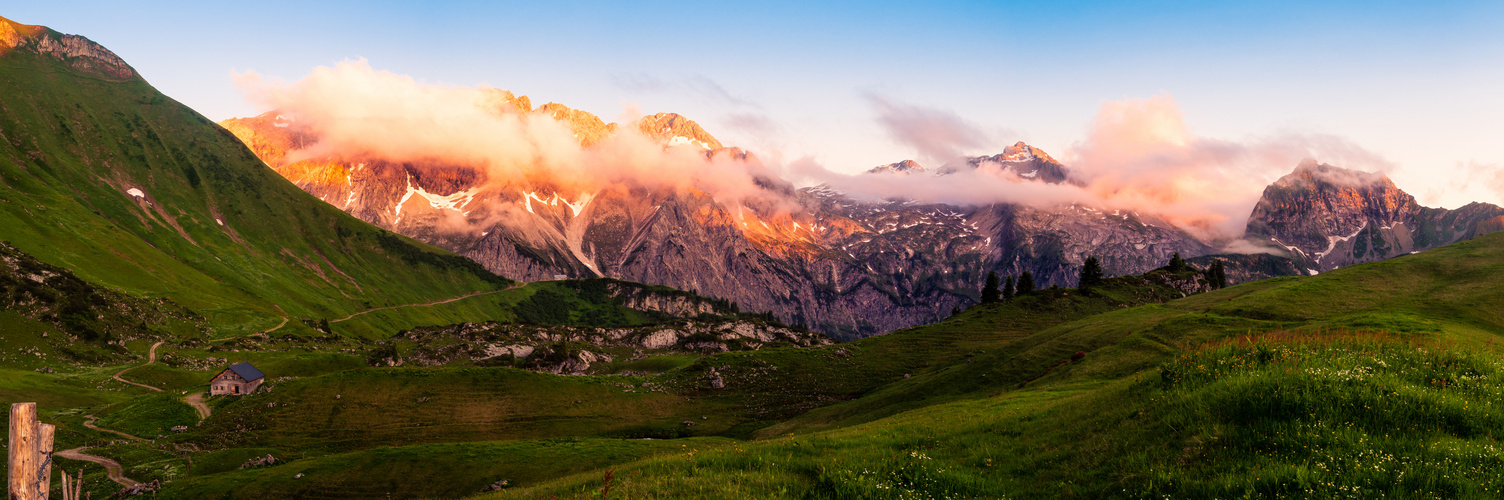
[221,63,1498,339]
[220,79,1220,339]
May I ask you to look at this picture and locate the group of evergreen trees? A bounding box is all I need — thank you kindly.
[1207,258,1228,289]
[980,270,1036,304]
[977,253,1230,307]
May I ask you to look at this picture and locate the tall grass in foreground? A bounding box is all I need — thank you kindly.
[1152,331,1504,498]
[484,330,1504,499]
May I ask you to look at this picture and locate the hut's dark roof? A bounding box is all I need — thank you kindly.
[227,362,265,382]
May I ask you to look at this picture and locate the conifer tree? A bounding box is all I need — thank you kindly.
[1079,256,1104,292]
[1168,252,1188,273]
[1017,271,1036,295]
[1003,275,1015,301]
[1210,259,1228,289]
[981,271,1001,303]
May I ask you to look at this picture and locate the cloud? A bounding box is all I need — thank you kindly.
[865,93,990,165]
[239,64,1400,250]
[235,59,781,226]
[685,76,755,107]
[1425,160,1504,207]
[610,72,670,93]
[826,93,1397,244]
[1061,94,1402,240]
[1219,238,1288,255]
[1475,161,1504,203]
[611,73,756,108]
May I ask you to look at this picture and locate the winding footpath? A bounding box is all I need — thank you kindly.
[329,287,513,323]
[256,305,290,336]
[185,392,211,420]
[61,417,145,487]
[69,342,164,488]
[111,341,164,392]
[55,446,140,488]
[247,288,512,337]
[81,415,144,441]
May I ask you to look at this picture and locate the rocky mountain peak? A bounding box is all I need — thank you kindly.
[1256,161,1412,221]
[0,16,40,51]
[1000,141,1058,165]
[536,102,618,146]
[868,159,926,175]
[0,16,135,80]
[1281,159,1394,190]
[637,113,724,150]
[1245,160,1502,272]
[481,88,533,115]
[928,142,1069,183]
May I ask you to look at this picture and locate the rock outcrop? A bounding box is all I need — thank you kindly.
[0,16,135,80]
[1245,160,1504,272]
[379,319,830,374]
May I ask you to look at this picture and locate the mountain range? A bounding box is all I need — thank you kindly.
[222,106,1504,339]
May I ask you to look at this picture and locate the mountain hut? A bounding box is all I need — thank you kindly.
[210,361,266,396]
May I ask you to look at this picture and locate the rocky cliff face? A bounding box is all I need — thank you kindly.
[1245,160,1504,273]
[0,16,135,80]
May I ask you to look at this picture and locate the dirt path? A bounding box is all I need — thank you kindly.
[185,392,211,420]
[55,447,140,488]
[82,415,144,441]
[329,287,512,323]
[111,341,164,392]
[248,304,291,337]
[258,315,290,336]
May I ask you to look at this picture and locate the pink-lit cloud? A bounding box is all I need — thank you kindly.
[234,59,778,211]
[823,93,1397,242]
[236,63,1401,246]
[866,93,991,165]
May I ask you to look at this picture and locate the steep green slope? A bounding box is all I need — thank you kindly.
[109,265,1197,499]
[479,231,1504,499]
[0,21,511,337]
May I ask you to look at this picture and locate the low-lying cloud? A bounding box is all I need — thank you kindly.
[827,93,1397,242]
[235,59,776,209]
[236,62,1399,246]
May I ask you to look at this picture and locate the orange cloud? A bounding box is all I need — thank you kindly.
[234,59,779,211]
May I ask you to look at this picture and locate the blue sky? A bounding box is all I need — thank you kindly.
[9,1,1504,207]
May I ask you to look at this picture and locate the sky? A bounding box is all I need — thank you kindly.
[9,0,1504,209]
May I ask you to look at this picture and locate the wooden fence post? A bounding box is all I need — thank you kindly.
[38,424,54,500]
[9,402,38,500]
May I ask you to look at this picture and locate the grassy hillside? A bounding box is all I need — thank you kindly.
[473,231,1504,498]
[105,264,1205,498]
[0,38,512,339]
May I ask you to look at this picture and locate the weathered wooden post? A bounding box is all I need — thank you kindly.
[37,424,54,500]
[9,402,39,500]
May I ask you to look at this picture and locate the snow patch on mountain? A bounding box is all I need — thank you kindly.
[668,135,714,150]
[521,191,593,217]
[1314,221,1368,263]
